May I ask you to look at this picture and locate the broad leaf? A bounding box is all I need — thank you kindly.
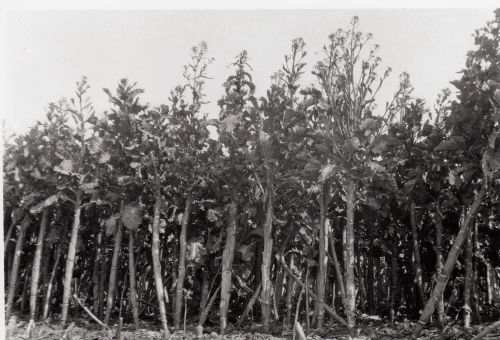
[206,234,222,253]
[368,162,399,193]
[46,227,61,244]
[31,168,46,180]
[490,150,500,171]
[105,214,121,236]
[187,240,206,264]
[117,176,134,186]
[360,117,379,131]
[177,213,184,226]
[54,159,74,175]
[98,152,111,164]
[87,137,103,155]
[221,113,242,132]
[304,158,321,173]
[319,163,336,182]
[371,135,398,154]
[238,243,255,262]
[434,136,465,152]
[122,204,142,230]
[30,194,63,214]
[15,167,21,181]
[259,131,273,161]
[81,181,99,193]
[345,137,361,153]
[365,196,382,210]
[207,209,218,222]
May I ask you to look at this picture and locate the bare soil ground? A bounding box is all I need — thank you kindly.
[5,314,497,339]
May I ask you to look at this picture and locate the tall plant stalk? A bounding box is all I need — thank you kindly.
[434,207,444,326]
[128,229,139,330]
[260,187,274,333]
[152,187,170,335]
[104,201,124,325]
[412,184,487,338]
[464,225,473,328]
[345,179,356,334]
[220,200,238,335]
[410,203,425,307]
[6,217,29,320]
[61,191,82,325]
[28,208,49,324]
[42,246,61,320]
[174,193,192,330]
[315,183,328,329]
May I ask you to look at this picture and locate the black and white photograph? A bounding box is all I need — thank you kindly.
[1,1,500,339]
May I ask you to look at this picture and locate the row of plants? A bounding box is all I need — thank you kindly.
[3,11,500,339]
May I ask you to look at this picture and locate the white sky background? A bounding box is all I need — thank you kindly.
[1,9,497,135]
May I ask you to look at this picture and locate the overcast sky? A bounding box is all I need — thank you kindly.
[1,9,496,135]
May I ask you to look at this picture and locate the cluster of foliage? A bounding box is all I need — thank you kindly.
[3,11,500,339]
